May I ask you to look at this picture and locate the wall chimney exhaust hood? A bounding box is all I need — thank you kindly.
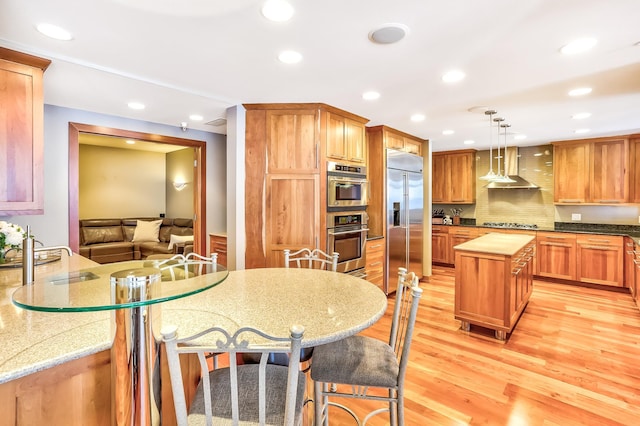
[485,147,539,189]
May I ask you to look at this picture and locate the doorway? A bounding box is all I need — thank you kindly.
[68,122,207,254]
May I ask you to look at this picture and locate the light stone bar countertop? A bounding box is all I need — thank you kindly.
[0,256,387,384]
[453,232,535,256]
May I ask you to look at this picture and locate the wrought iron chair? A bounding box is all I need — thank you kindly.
[162,324,306,426]
[145,252,218,281]
[283,248,339,271]
[311,268,423,426]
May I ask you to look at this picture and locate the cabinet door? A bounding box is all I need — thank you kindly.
[576,235,624,286]
[0,59,45,214]
[449,152,475,203]
[265,174,319,267]
[591,138,628,203]
[345,118,366,163]
[326,113,347,160]
[431,154,448,203]
[385,132,405,150]
[432,233,449,264]
[404,138,422,156]
[629,138,640,203]
[624,238,636,298]
[266,109,318,172]
[553,143,590,203]
[536,232,576,280]
[209,234,228,267]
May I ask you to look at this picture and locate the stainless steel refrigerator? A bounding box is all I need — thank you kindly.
[385,149,423,294]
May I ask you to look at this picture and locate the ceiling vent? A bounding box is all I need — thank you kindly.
[368,24,409,44]
[205,118,227,127]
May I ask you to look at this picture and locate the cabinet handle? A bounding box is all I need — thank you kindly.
[581,245,616,251]
[544,235,569,240]
[598,200,621,203]
[541,242,572,248]
[558,199,582,203]
[369,261,382,266]
[586,238,610,243]
[369,244,382,249]
[626,242,634,247]
[634,259,640,265]
[451,199,465,202]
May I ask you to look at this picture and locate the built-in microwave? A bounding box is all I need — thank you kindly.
[327,162,368,208]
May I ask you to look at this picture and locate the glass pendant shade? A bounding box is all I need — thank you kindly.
[495,123,516,183]
[479,110,497,180]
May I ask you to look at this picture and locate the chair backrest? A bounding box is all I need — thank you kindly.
[283,248,339,271]
[146,252,218,281]
[388,268,422,387]
[162,324,305,426]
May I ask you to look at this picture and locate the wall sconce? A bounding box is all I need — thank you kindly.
[173,181,188,191]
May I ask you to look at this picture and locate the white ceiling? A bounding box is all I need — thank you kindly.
[2,0,640,152]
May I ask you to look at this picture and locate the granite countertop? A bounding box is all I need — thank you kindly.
[1,259,387,385]
[453,233,535,256]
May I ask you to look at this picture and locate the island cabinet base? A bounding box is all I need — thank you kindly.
[0,348,201,426]
[454,233,535,341]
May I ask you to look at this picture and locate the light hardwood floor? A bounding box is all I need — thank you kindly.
[320,265,640,425]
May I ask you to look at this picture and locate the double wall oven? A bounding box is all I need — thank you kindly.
[326,162,369,277]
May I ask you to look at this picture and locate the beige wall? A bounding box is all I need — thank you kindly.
[79,145,166,218]
[166,148,195,219]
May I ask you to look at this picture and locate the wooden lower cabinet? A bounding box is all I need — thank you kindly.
[624,237,638,300]
[209,233,227,267]
[536,232,577,280]
[0,348,201,426]
[365,238,385,290]
[431,225,449,264]
[576,234,624,287]
[455,237,535,340]
[448,227,478,263]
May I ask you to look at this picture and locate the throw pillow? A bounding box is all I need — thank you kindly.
[132,219,162,242]
[168,234,194,250]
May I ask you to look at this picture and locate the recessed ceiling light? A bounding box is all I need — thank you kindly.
[36,23,73,41]
[189,114,203,121]
[442,129,454,135]
[125,140,136,145]
[278,50,303,64]
[560,37,597,55]
[261,0,294,22]
[463,140,475,145]
[127,101,145,110]
[568,87,592,96]
[572,112,591,120]
[362,91,380,101]
[410,113,426,122]
[368,23,409,44]
[575,128,590,134]
[513,134,527,140]
[442,70,465,83]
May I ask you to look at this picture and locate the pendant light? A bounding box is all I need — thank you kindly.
[493,117,505,180]
[499,123,516,183]
[479,109,497,180]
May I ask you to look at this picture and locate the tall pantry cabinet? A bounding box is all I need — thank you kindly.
[244,103,368,268]
[0,47,50,215]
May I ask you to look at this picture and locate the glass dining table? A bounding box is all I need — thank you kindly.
[12,260,229,426]
[11,264,388,426]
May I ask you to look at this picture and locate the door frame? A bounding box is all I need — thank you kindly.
[68,122,207,255]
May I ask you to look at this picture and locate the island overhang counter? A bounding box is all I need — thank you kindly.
[453,232,536,340]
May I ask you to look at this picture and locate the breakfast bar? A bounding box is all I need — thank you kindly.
[453,233,536,340]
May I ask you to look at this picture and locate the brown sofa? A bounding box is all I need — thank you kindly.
[79,218,193,263]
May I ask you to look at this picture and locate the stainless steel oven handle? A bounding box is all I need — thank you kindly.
[328,176,368,184]
[327,228,370,236]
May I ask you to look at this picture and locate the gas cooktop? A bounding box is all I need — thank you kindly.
[483,222,539,230]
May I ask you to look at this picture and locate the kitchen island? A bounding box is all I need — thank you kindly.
[454,233,536,340]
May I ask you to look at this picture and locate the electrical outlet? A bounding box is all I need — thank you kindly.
[571,213,581,221]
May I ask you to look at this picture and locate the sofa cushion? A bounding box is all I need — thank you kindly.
[82,224,124,245]
[88,242,135,264]
[168,234,194,250]
[132,220,162,242]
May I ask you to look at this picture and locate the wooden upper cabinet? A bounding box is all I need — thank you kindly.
[326,112,367,164]
[381,127,423,156]
[266,109,319,173]
[591,138,628,203]
[553,136,629,204]
[629,137,640,203]
[0,48,50,215]
[432,149,476,204]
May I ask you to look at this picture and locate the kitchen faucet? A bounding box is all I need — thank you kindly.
[22,226,73,285]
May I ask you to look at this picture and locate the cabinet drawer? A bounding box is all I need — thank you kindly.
[365,239,385,287]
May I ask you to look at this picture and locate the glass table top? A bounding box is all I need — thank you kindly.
[11,260,228,313]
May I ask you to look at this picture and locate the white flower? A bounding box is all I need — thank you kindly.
[0,222,26,251]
